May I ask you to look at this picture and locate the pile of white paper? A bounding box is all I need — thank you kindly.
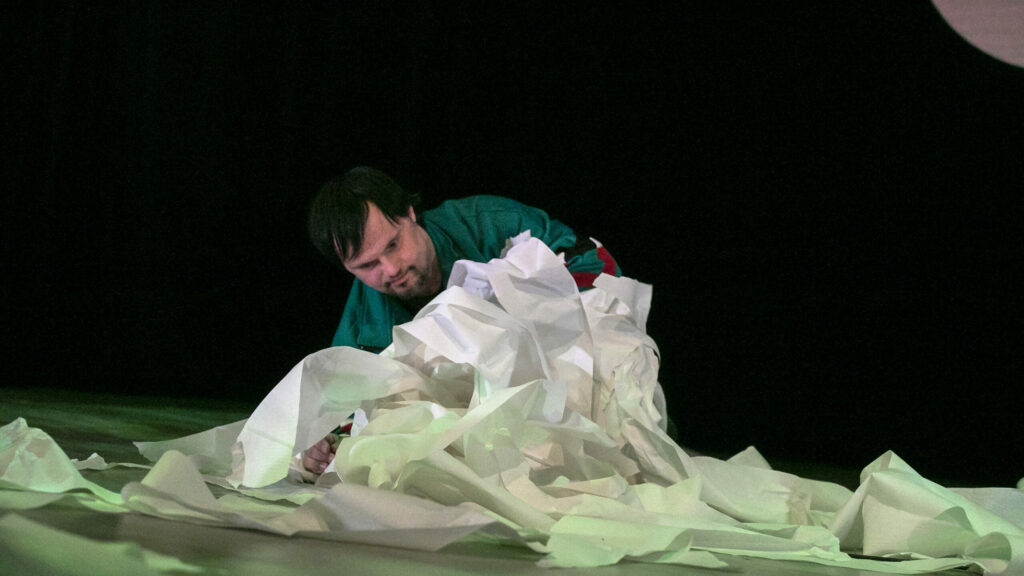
[2,236,1022,573]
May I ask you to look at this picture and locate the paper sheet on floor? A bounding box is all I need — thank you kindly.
[2,236,1022,573]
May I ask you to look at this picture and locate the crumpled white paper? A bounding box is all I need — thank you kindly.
[2,237,1022,572]
[0,417,122,509]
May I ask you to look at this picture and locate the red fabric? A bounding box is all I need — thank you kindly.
[569,245,618,289]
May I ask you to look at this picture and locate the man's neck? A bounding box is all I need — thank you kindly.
[397,291,440,315]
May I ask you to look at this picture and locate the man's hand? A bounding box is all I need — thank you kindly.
[302,434,339,475]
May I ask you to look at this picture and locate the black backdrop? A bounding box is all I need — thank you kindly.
[5,3,1022,486]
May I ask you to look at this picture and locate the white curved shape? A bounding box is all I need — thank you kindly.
[933,0,1024,68]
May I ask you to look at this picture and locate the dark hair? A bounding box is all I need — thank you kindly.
[308,166,421,268]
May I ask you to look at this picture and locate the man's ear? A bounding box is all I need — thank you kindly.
[407,206,417,222]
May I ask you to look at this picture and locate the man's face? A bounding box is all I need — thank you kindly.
[341,203,441,302]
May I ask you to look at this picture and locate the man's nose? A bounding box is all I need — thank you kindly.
[379,255,400,277]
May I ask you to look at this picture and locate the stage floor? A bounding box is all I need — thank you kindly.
[1,388,966,576]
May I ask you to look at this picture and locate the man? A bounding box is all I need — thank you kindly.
[308,166,620,353]
[302,166,619,473]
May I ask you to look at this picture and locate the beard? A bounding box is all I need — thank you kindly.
[386,267,432,300]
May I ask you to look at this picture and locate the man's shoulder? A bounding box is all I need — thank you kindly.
[426,194,529,216]
[423,195,551,253]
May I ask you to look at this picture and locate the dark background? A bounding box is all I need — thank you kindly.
[4,3,1021,486]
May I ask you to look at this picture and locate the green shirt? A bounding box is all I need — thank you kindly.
[331,195,612,351]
